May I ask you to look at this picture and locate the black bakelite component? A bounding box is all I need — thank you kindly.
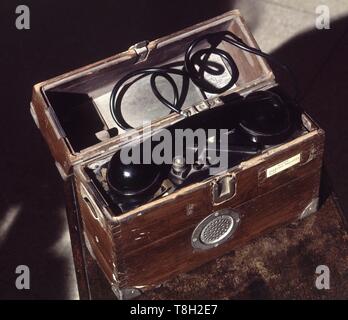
[238,91,296,145]
[107,149,164,198]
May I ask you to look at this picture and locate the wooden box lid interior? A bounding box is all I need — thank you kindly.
[36,10,275,169]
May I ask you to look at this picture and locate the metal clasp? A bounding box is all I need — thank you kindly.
[129,40,149,62]
[211,174,236,205]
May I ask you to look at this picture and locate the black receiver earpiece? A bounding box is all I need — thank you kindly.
[238,91,295,145]
[107,147,165,198]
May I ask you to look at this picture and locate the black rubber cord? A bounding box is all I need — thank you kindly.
[110,62,190,130]
[110,31,298,130]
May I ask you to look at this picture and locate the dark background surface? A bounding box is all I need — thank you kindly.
[0,0,347,299]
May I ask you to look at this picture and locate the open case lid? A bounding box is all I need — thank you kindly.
[31,10,275,177]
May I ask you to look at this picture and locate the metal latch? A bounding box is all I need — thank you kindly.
[211,174,236,205]
[129,40,149,62]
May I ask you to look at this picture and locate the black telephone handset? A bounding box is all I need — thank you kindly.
[107,90,300,207]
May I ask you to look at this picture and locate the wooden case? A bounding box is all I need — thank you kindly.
[30,10,325,299]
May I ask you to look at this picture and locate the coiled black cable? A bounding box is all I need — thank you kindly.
[110,31,298,130]
[110,61,190,130]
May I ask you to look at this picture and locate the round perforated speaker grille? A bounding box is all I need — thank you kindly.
[192,209,240,250]
[200,215,234,245]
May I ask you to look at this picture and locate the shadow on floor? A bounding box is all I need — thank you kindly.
[271,15,348,217]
